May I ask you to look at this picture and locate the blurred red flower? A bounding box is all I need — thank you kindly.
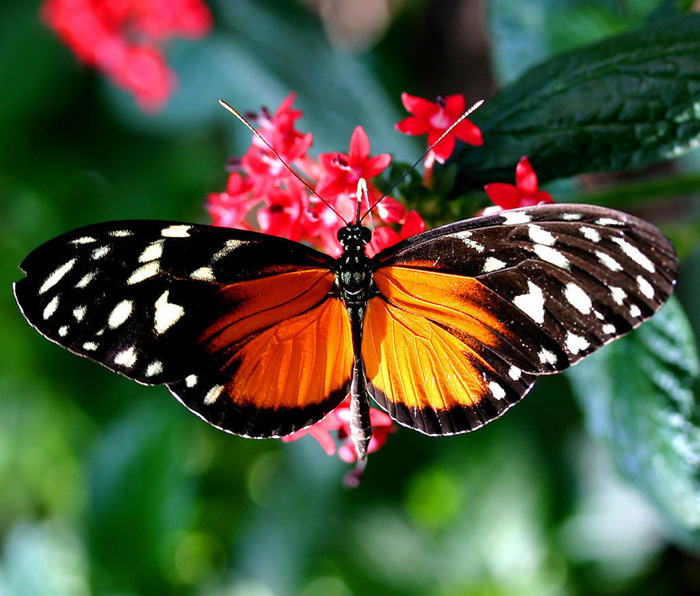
[41,0,212,111]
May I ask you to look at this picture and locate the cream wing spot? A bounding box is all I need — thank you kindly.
[128,261,160,284]
[566,332,590,355]
[70,236,96,245]
[139,240,164,263]
[610,286,627,305]
[185,374,198,387]
[454,231,485,252]
[91,245,110,260]
[532,244,570,269]
[191,266,215,281]
[513,281,546,325]
[564,283,592,315]
[501,211,531,225]
[637,275,655,299]
[602,323,617,335]
[528,224,556,246]
[482,257,507,273]
[154,290,185,334]
[204,385,224,405]
[75,271,97,289]
[580,226,601,242]
[508,366,522,380]
[109,229,132,237]
[108,299,133,329]
[146,360,164,377]
[39,258,77,294]
[73,305,87,321]
[539,348,558,366]
[630,304,642,318]
[489,381,506,400]
[213,239,245,261]
[83,341,98,351]
[114,346,137,368]
[43,295,60,320]
[161,225,191,237]
[611,237,655,272]
[58,325,69,337]
[596,251,623,272]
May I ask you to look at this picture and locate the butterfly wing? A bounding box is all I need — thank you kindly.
[14,221,353,437]
[364,204,677,435]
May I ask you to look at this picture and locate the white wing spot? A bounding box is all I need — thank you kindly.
[610,286,627,305]
[513,281,546,324]
[191,266,216,281]
[539,349,558,366]
[630,304,642,318]
[70,236,96,245]
[161,225,191,237]
[454,231,485,252]
[146,360,163,377]
[528,224,556,246]
[564,283,592,315]
[213,239,245,261]
[83,341,98,351]
[43,295,60,319]
[566,332,590,355]
[489,381,506,400]
[39,258,77,294]
[596,217,624,226]
[128,261,160,284]
[501,211,532,225]
[139,240,164,263]
[580,226,601,242]
[154,290,185,334]
[561,213,583,221]
[75,271,97,288]
[508,366,522,380]
[109,229,133,237]
[108,300,133,328]
[637,275,655,299]
[185,374,198,387]
[73,305,87,321]
[482,257,507,273]
[91,245,110,260]
[611,237,655,272]
[114,346,137,368]
[533,244,570,269]
[602,323,617,335]
[596,251,623,271]
[58,325,69,337]
[204,384,224,405]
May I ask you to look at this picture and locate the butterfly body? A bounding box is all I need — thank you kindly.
[14,204,678,460]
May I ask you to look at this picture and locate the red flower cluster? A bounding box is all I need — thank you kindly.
[41,0,213,111]
[281,397,394,465]
[396,93,483,166]
[207,93,425,257]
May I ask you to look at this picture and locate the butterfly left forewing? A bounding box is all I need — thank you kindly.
[367,204,677,435]
[14,220,352,438]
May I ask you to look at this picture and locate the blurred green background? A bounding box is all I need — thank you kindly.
[2,0,700,594]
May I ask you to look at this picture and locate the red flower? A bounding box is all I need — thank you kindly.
[316,126,392,200]
[396,93,483,164]
[206,172,255,229]
[484,156,553,210]
[281,398,395,464]
[41,0,213,111]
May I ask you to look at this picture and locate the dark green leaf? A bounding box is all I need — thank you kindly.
[567,296,700,547]
[453,12,700,191]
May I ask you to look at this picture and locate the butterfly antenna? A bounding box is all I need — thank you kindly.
[218,100,349,225]
[360,99,484,223]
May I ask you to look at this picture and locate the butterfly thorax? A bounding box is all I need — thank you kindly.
[335,223,374,307]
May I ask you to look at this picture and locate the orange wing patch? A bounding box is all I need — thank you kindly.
[363,266,541,435]
[200,269,353,411]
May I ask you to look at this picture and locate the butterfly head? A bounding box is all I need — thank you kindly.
[337,224,372,250]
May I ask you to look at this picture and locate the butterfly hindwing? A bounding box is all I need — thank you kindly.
[14,220,351,437]
[367,204,677,435]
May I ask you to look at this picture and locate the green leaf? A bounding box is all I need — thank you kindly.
[453,12,700,191]
[566,296,700,548]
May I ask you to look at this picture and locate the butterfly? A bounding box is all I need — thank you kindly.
[14,201,677,460]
